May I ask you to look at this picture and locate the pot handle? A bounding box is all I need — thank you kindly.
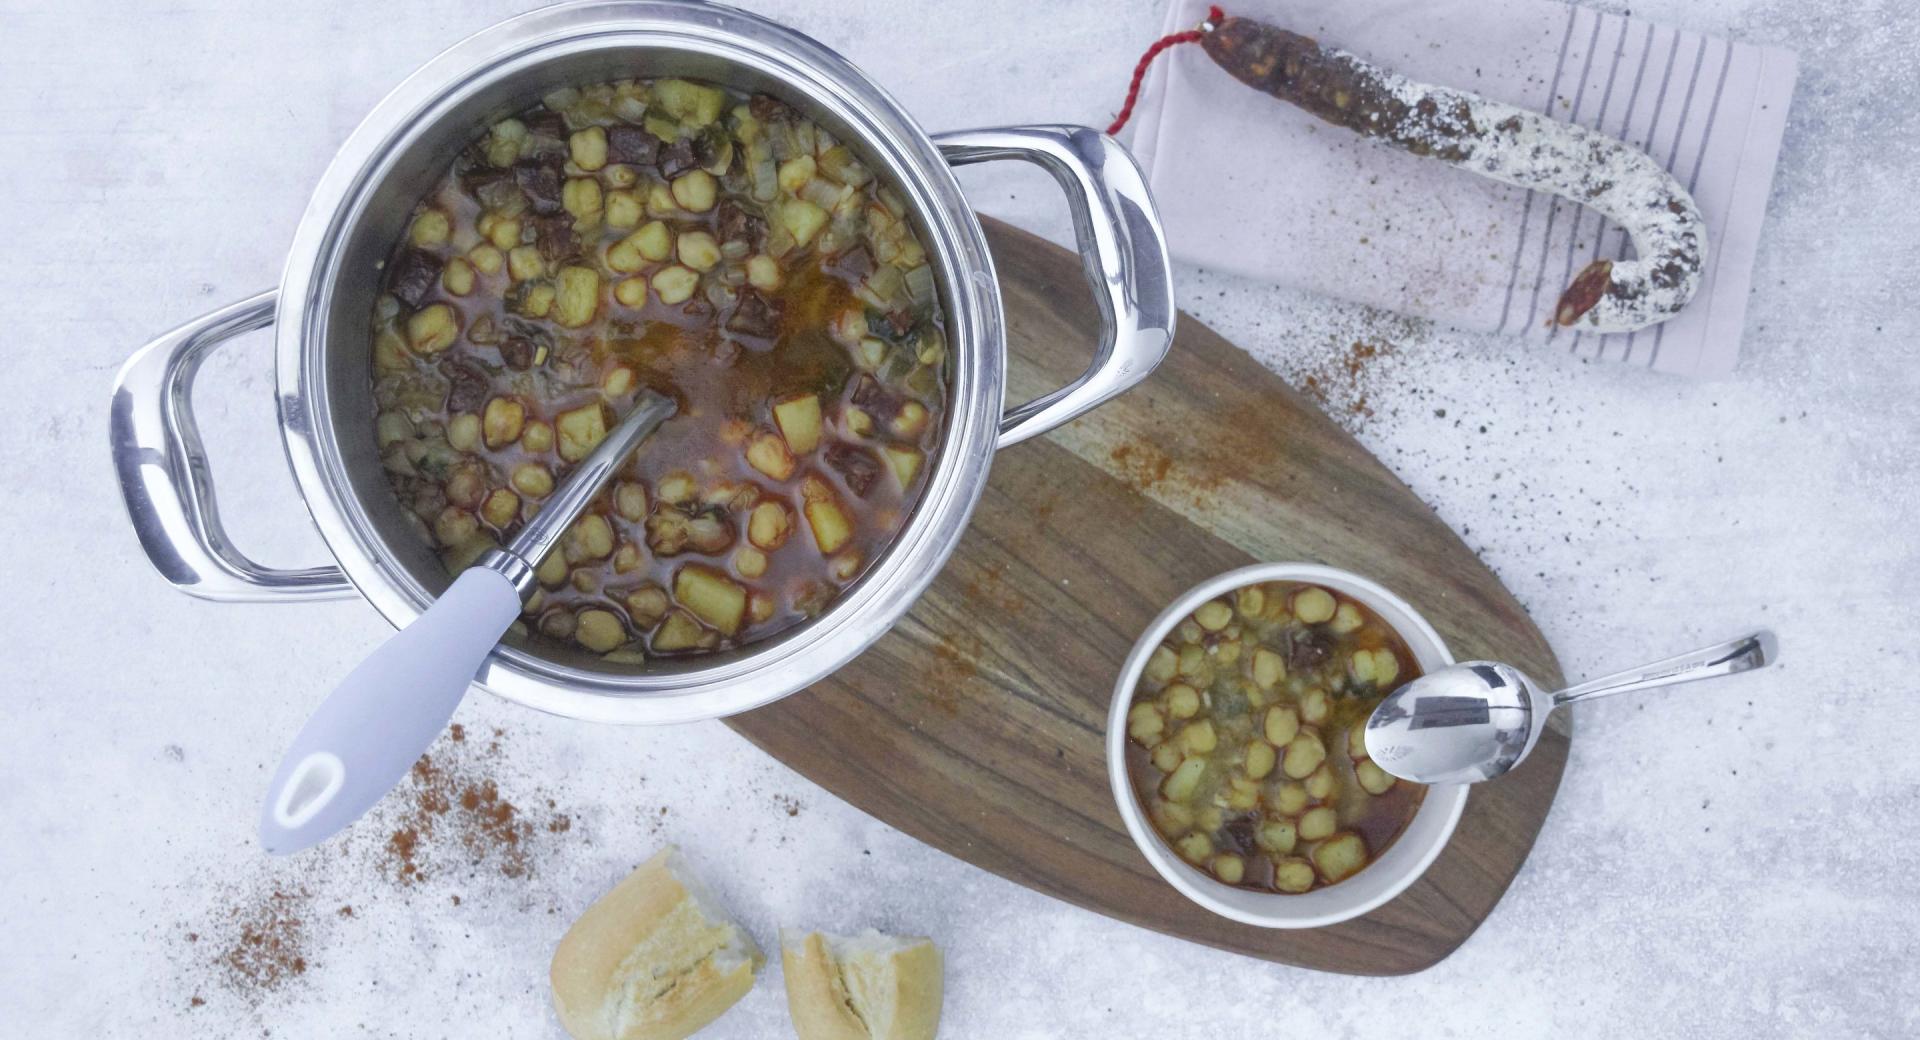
[110,291,356,602]
[935,126,1175,447]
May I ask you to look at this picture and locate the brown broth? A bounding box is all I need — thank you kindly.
[368,78,946,662]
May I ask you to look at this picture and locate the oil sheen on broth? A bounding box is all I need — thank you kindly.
[368,78,946,661]
[1125,582,1427,893]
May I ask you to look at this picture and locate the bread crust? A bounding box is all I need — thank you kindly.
[550,847,762,1040]
[781,930,942,1040]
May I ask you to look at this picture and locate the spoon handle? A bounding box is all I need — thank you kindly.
[1552,630,1777,707]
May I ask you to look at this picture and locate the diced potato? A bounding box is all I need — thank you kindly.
[777,198,828,246]
[1348,724,1370,762]
[555,402,608,462]
[1235,585,1266,618]
[446,412,481,451]
[747,592,775,623]
[1292,586,1336,624]
[1330,600,1364,634]
[1298,806,1338,842]
[747,254,782,291]
[481,488,520,529]
[565,515,614,562]
[1272,782,1309,815]
[442,257,475,296]
[891,401,929,439]
[651,608,707,652]
[1304,764,1336,801]
[605,189,643,229]
[881,446,922,488]
[602,365,635,396]
[656,471,696,505]
[1194,600,1232,632]
[405,304,458,354]
[1177,644,1212,686]
[373,329,410,373]
[563,177,603,226]
[468,243,504,275]
[671,170,716,212]
[1212,854,1245,885]
[674,565,747,635]
[746,431,796,480]
[1180,719,1216,755]
[612,542,644,574]
[507,245,545,282]
[1144,645,1178,684]
[1311,831,1368,883]
[1257,819,1297,855]
[804,497,853,554]
[483,397,525,448]
[486,119,526,167]
[1300,686,1329,724]
[518,283,556,318]
[773,395,822,454]
[734,546,767,579]
[1127,702,1164,745]
[433,507,477,547]
[1244,740,1276,780]
[624,584,670,627]
[677,230,720,271]
[614,482,648,522]
[409,209,450,248]
[574,608,624,652]
[1161,758,1206,803]
[1283,731,1326,780]
[1263,705,1299,747]
[653,78,725,125]
[376,411,413,448]
[1150,743,1182,774]
[778,155,816,194]
[1174,831,1212,864]
[483,214,521,251]
[1272,856,1316,893]
[1250,648,1285,691]
[1356,759,1396,795]
[521,421,554,454]
[748,501,792,549]
[614,277,648,307]
[553,266,601,328]
[569,127,608,171]
[652,264,699,305]
[511,462,554,498]
[1164,683,1199,719]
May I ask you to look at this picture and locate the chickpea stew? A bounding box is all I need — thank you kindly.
[369,78,947,661]
[1125,582,1426,894]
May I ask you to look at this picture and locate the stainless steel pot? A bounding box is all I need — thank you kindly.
[110,0,1172,724]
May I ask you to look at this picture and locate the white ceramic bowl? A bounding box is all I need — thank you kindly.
[1106,563,1468,929]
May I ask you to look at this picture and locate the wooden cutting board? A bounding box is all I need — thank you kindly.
[725,217,1569,976]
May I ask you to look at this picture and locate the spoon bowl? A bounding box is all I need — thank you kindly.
[1366,630,1777,785]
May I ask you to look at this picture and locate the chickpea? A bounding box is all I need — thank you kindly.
[511,462,554,498]
[569,127,608,171]
[409,209,450,248]
[652,264,699,305]
[671,170,717,212]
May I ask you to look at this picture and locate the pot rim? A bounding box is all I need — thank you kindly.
[274,0,1006,724]
[1105,562,1469,929]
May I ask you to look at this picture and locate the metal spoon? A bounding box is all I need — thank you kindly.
[258,391,676,854]
[1364,630,1777,785]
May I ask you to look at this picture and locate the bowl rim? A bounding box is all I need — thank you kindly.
[1105,562,1468,929]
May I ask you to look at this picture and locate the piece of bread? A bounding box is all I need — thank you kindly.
[781,929,942,1040]
[550,847,763,1040]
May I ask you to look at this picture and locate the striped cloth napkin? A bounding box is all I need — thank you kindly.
[1125,0,1799,376]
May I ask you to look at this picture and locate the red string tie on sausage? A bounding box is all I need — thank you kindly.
[1107,6,1225,136]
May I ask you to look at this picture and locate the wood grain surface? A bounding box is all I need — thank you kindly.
[725,217,1570,975]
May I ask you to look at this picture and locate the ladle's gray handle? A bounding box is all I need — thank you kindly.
[1552,630,1778,707]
